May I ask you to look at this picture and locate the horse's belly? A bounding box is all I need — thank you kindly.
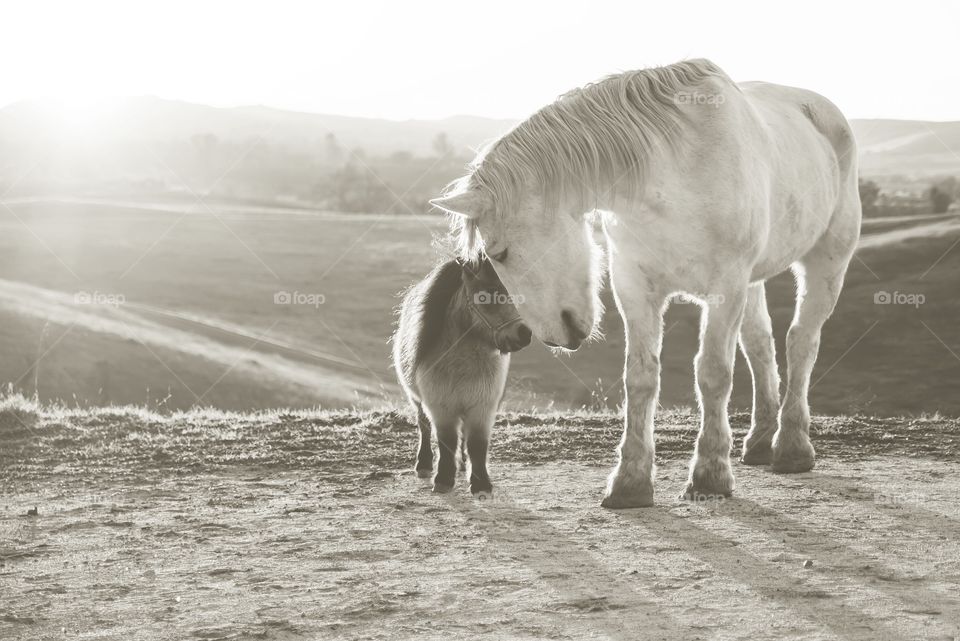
[750,202,833,281]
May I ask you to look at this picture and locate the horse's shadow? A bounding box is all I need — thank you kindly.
[425,464,959,641]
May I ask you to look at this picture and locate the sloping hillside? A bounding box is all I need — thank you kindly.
[0,198,956,415]
[852,119,960,175]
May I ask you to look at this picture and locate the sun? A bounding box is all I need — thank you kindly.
[44,95,115,140]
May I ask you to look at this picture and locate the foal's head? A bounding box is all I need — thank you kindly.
[460,258,531,354]
[434,184,602,352]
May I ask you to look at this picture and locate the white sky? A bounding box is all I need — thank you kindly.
[3,0,959,121]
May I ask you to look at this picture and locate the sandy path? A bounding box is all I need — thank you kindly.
[3,454,959,641]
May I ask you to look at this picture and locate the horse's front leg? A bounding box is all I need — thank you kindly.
[602,280,668,509]
[683,286,748,499]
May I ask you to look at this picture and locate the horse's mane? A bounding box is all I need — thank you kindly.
[461,59,726,241]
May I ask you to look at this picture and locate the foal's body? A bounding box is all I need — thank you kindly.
[432,60,861,507]
[393,259,530,495]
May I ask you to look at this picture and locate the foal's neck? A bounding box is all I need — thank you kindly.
[446,285,488,345]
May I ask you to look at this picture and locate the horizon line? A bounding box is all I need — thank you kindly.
[1,95,959,125]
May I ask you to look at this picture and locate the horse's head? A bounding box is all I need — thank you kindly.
[460,257,532,354]
[433,184,602,352]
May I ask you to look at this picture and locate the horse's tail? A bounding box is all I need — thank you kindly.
[799,99,858,183]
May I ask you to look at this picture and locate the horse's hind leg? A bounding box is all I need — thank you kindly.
[772,216,857,473]
[739,283,781,465]
[684,286,748,499]
[414,403,433,478]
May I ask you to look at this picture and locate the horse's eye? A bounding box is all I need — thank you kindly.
[489,248,508,263]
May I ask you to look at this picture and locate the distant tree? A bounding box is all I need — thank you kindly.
[935,176,959,201]
[859,178,881,217]
[323,133,344,166]
[927,184,954,214]
[432,132,451,157]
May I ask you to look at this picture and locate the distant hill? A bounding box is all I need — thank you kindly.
[852,119,960,176]
[1,98,958,192]
[0,97,517,157]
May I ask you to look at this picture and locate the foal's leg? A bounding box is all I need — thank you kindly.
[463,407,495,498]
[739,283,782,465]
[432,413,461,493]
[602,277,669,509]
[414,403,433,478]
[459,435,468,473]
[772,240,855,473]
[683,287,748,499]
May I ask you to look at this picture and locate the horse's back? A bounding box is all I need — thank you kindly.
[740,81,857,180]
[734,81,861,278]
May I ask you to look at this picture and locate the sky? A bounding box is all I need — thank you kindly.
[3,0,959,122]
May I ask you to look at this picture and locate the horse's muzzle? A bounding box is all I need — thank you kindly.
[498,323,532,353]
[558,309,589,350]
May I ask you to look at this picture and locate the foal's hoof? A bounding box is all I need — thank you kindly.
[415,468,433,479]
[432,482,454,494]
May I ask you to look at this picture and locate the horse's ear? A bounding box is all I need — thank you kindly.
[429,190,489,219]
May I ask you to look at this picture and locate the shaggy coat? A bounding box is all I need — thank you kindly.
[393,258,529,496]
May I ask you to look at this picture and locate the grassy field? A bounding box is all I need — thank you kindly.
[2,397,959,640]
[0,197,957,415]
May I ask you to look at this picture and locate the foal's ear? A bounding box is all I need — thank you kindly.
[429,190,489,219]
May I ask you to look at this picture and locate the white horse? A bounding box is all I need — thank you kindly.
[431,59,861,507]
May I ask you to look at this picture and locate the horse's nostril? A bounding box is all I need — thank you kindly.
[518,325,532,345]
[561,309,588,342]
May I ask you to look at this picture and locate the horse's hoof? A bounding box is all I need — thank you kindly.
[771,456,815,474]
[415,468,432,479]
[473,490,493,501]
[432,482,454,494]
[740,446,772,466]
[771,437,816,474]
[600,490,654,509]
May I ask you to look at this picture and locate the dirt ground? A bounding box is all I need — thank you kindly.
[2,403,959,640]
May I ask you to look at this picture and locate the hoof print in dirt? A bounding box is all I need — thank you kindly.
[472,490,493,501]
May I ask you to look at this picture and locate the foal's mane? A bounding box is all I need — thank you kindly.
[413,258,465,363]
[455,59,726,256]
